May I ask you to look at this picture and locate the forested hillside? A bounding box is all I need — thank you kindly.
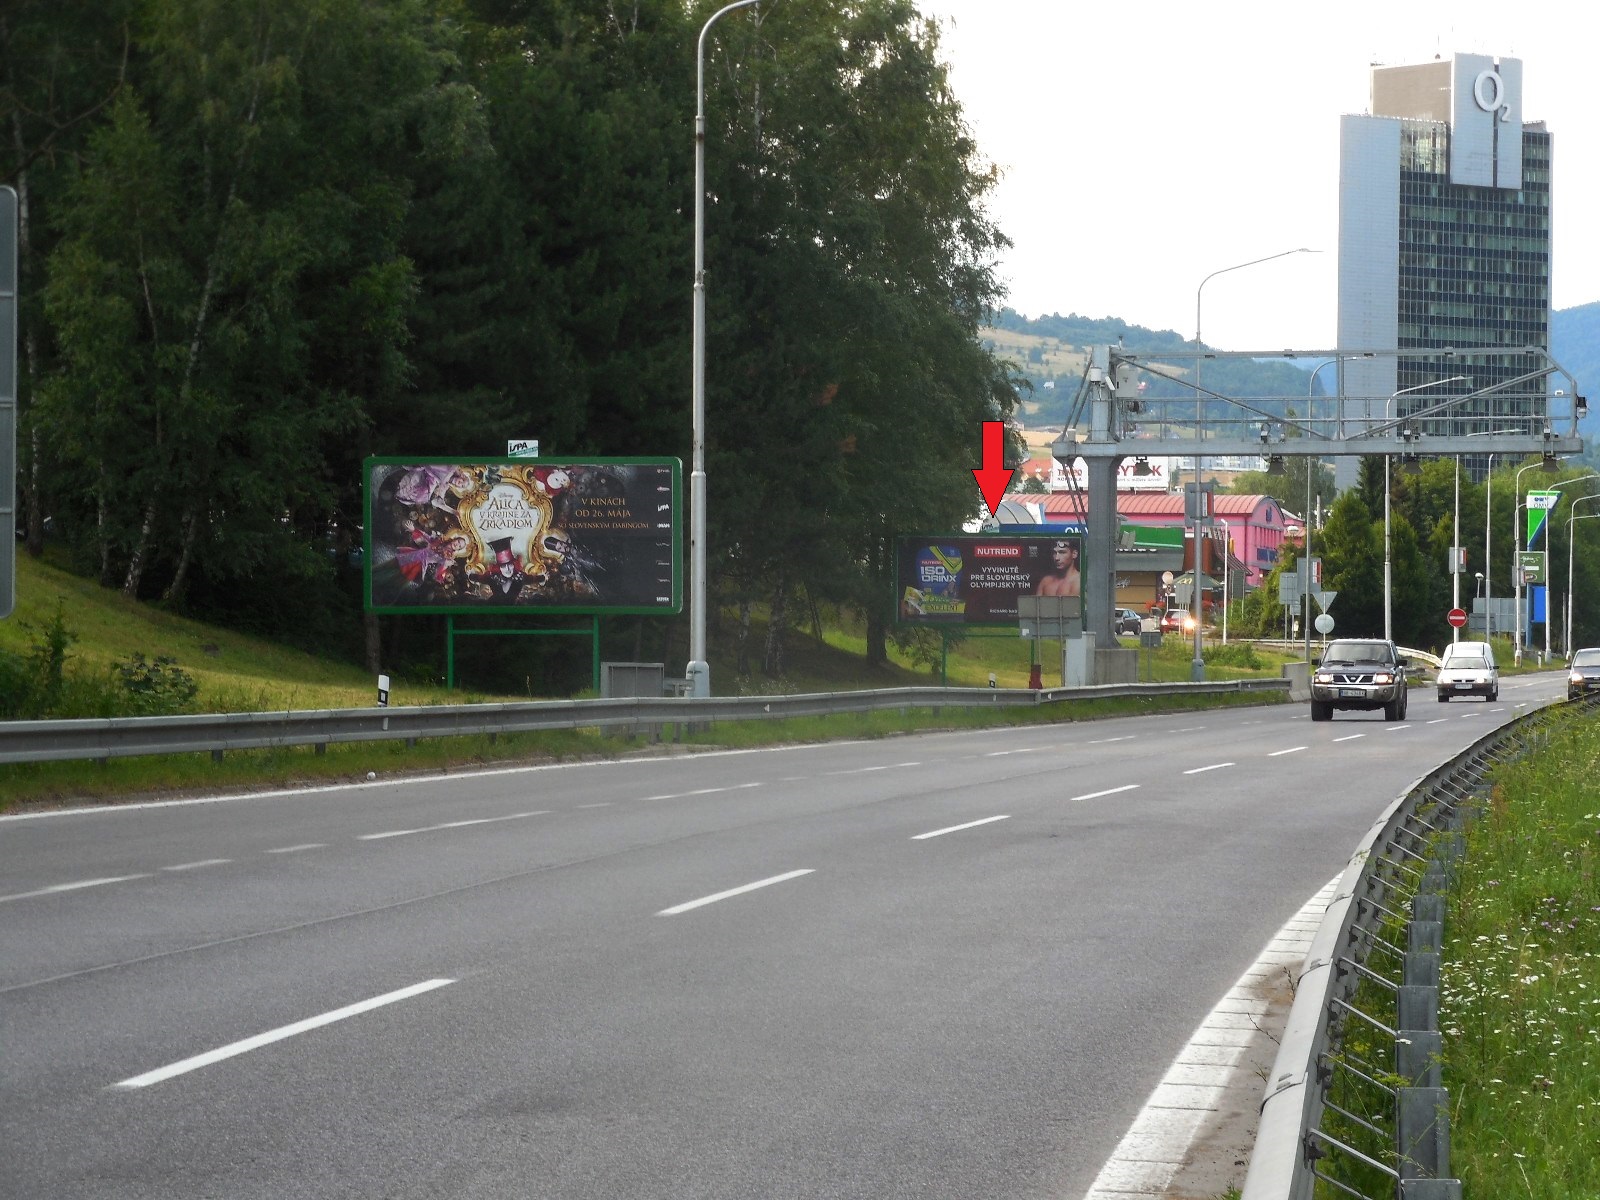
[983,308,1323,427]
[990,302,1600,432]
[2,0,1020,687]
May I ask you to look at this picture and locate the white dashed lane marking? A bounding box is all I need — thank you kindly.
[912,815,1009,840]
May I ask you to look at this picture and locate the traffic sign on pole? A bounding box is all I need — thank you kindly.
[1447,608,1468,628]
[1314,590,1337,612]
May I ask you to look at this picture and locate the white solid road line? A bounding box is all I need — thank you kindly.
[161,859,232,872]
[912,815,1010,840]
[0,875,151,904]
[1333,734,1365,742]
[1267,746,1306,757]
[1183,762,1234,775]
[657,869,815,916]
[111,978,456,1089]
[265,844,326,854]
[1080,877,1340,1200]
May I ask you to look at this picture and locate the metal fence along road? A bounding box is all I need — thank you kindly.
[0,678,1288,766]
[1241,699,1586,1199]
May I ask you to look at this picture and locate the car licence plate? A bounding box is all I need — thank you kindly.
[1455,682,1472,689]
[1339,688,1363,698]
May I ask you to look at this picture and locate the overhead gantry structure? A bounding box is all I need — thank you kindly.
[1052,344,1587,650]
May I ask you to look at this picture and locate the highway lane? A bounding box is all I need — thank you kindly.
[0,671,1568,1198]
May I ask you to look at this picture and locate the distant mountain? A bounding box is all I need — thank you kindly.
[1553,302,1600,434]
[989,302,1600,438]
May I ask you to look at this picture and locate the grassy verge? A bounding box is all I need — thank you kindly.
[2,554,1299,810]
[1438,703,1600,1195]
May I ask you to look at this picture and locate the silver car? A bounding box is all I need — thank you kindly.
[1436,641,1499,702]
[1569,648,1600,700]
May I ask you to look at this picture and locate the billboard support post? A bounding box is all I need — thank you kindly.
[445,615,602,693]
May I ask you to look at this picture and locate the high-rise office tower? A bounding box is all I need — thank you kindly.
[1335,53,1551,487]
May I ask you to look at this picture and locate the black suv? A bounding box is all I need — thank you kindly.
[1310,638,1409,722]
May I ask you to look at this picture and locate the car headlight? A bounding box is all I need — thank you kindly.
[1314,672,1334,684]
[1572,673,1584,684]
[1372,672,1395,684]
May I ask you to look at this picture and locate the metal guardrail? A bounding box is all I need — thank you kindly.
[1242,701,1578,1200]
[0,678,1288,766]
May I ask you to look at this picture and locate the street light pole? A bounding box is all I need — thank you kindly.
[1300,360,1348,667]
[1566,496,1600,659]
[1384,376,1466,642]
[1485,453,1498,635]
[688,0,760,699]
[1453,455,1461,644]
[1512,458,1551,665]
[1517,470,1600,664]
[1190,247,1317,681]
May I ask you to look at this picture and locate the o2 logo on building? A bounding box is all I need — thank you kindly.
[1473,68,1513,122]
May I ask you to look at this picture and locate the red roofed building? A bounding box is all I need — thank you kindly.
[1003,490,1290,590]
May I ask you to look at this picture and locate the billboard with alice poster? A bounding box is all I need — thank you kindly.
[363,458,681,614]
[894,534,1083,626]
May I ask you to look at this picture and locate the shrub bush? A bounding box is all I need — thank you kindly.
[0,607,200,719]
[1202,642,1263,669]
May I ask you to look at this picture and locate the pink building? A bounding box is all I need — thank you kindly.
[1004,491,1290,589]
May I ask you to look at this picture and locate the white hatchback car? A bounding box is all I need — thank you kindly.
[1436,640,1499,702]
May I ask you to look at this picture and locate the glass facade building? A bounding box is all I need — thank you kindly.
[1336,55,1552,486]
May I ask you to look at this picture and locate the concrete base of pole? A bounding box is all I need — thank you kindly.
[686,660,710,699]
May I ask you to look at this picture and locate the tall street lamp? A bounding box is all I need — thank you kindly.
[1566,494,1600,659]
[1457,430,1515,643]
[1483,453,1505,634]
[1298,358,1352,667]
[688,0,760,698]
[1189,247,1318,680]
[1516,471,1600,663]
[1383,376,1467,642]
[1510,460,1587,668]
[1512,457,1557,664]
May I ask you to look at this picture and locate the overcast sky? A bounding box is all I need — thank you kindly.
[915,0,1596,353]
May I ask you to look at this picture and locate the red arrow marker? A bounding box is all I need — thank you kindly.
[971,421,1016,517]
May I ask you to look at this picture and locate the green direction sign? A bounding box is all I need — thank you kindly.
[1518,550,1547,585]
[1526,490,1560,549]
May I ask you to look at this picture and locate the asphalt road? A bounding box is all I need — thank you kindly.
[0,671,1570,1199]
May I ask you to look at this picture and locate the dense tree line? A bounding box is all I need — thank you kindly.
[2,0,1018,687]
[1230,455,1600,655]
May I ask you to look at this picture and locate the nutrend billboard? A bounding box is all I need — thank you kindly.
[894,533,1083,626]
[364,458,681,615]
